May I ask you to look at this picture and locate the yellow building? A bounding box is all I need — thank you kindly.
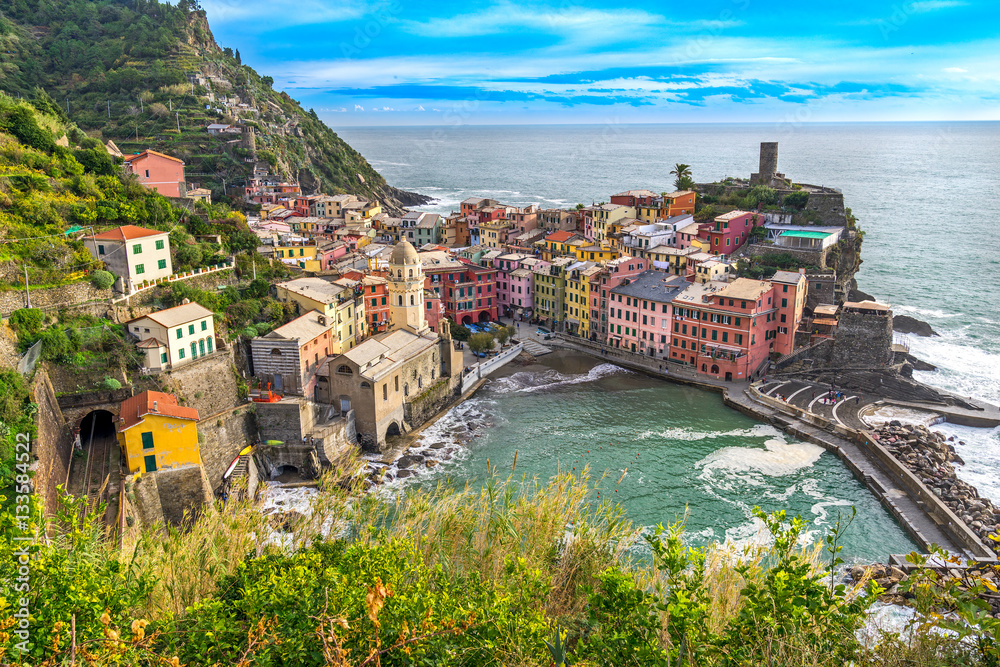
[275,277,366,352]
[117,391,200,474]
[591,204,635,243]
[565,263,600,338]
[275,243,318,262]
[573,244,619,263]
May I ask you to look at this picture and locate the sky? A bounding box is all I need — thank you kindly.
[198,0,1000,126]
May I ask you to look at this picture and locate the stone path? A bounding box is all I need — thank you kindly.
[760,378,869,430]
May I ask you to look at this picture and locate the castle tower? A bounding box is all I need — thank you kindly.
[751,141,781,186]
[387,240,429,335]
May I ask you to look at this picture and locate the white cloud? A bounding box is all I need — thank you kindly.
[354,104,365,111]
[200,0,378,27]
[417,105,425,111]
[908,0,966,13]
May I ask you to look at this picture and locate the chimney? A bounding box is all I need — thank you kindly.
[799,268,805,275]
[152,400,158,412]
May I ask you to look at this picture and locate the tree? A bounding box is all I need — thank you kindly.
[670,163,692,190]
[235,49,241,65]
[495,325,514,346]
[262,76,274,88]
[747,184,777,209]
[468,332,495,357]
[782,190,809,210]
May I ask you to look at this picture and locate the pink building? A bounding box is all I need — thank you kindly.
[123,150,185,198]
[318,241,350,270]
[707,211,759,256]
[606,270,688,356]
[588,257,648,341]
[425,290,445,332]
[493,252,535,317]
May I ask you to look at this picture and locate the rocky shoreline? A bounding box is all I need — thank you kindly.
[873,421,999,552]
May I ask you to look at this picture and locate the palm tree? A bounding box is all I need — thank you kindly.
[670,163,692,190]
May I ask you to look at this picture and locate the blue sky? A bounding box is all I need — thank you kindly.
[199,0,999,126]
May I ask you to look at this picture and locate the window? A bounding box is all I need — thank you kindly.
[157,259,167,270]
[207,338,213,353]
[178,348,185,359]
[135,264,145,275]
[188,324,195,335]
[155,239,165,251]
[176,328,183,339]
[190,342,197,358]
[722,332,728,343]
[133,244,142,254]
[144,169,150,178]
[98,244,105,255]
[383,384,388,400]
[394,376,399,391]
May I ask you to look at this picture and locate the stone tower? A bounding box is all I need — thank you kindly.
[387,241,429,335]
[750,142,785,186]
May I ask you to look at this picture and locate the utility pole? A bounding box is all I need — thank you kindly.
[23,265,30,309]
[169,99,172,111]
[107,100,111,118]
[139,96,143,113]
[176,112,181,133]
[66,97,69,113]
[252,256,256,280]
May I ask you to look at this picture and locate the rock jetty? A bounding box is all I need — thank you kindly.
[873,421,999,552]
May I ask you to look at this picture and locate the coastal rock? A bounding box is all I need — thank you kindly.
[396,469,414,479]
[893,315,940,337]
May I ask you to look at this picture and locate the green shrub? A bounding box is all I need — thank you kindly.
[101,377,122,390]
[8,308,44,340]
[90,270,115,290]
[783,190,810,210]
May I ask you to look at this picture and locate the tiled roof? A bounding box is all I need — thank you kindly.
[123,149,184,165]
[92,225,168,242]
[118,390,199,432]
[131,302,213,329]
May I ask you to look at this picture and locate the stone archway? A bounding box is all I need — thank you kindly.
[478,311,490,322]
[461,315,473,325]
[385,421,402,438]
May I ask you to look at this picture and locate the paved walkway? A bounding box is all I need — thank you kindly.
[759,378,869,430]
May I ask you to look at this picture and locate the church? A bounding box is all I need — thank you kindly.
[317,241,464,451]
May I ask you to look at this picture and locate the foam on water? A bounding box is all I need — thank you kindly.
[864,405,941,427]
[908,329,1000,406]
[487,363,629,394]
[932,422,1000,504]
[696,438,825,479]
[637,423,782,442]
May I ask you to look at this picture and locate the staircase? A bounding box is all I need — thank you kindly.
[521,339,552,356]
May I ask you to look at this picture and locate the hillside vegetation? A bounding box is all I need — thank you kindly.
[0,0,425,212]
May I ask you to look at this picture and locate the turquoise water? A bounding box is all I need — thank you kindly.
[397,351,916,562]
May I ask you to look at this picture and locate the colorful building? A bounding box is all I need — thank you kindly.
[565,262,600,337]
[587,256,649,342]
[770,270,808,357]
[606,270,688,355]
[707,210,758,256]
[670,278,784,380]
[123,150,186,198]
[127,302,216,370]
[117,391,200,474]
[250,310,336,397]
[533,256,575,329]
[664,190,696,217]
[84,225,173,294]
[274,277,366,352]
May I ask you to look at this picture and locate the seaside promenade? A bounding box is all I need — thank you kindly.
[511,324,996,564]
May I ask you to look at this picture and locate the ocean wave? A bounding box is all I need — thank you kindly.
[892,304,962,320]
[487,363,629,394]
[908,331,1000,405]
[932,423,1000,504]
[637,423,782,442]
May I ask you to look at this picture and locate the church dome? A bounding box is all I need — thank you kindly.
[390,240,420,266]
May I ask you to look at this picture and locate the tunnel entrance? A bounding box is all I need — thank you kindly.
[80,410,116,445]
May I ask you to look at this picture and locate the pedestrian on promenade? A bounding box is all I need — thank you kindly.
[812,391,816,399]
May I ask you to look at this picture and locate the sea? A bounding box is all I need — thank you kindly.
[331,122,1000,560]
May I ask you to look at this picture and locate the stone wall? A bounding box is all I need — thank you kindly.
[32,370,74,517]
[830,310,894,369]
[111,269,239,323]
[254,398,355,477]
[802,272,837,311]
[131,464,214,527]
[0,282,113,317]
[802,190,846,227]
[749,243,829,270]
[403,375,460,428]
[197,408,256,491]
[157,350,244,418]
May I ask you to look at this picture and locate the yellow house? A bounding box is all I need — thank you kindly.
[565,263,601,338]
[275,277,366,352]
[275,243,318,262]
[573,244,619,263]
[117,391,200,474]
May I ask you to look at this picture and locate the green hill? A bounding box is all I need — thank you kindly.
[0,0,427,212]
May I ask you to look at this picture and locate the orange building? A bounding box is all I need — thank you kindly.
[123,150,186,198]
[664,190,696,217]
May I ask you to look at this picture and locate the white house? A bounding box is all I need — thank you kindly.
[126,302,216,370]
[84,225,172,294]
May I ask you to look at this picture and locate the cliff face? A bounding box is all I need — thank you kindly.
[0,0,427,213]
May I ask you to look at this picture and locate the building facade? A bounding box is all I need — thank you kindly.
[85,225,173,294]
[127,302,216,370]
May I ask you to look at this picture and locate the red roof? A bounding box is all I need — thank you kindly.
[118,391,199,432]
[92,225,168,242]
[546,230,574,242]
[123,149,185,165]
